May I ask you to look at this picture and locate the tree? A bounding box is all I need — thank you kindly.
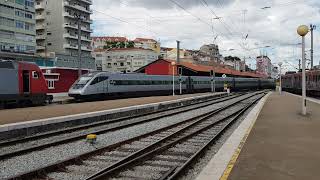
[127,41,135,48]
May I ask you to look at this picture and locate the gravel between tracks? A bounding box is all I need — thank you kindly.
[176,95,262,180]
[0,93,256,179]
[0,95,235,155]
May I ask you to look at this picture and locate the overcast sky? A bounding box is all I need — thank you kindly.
[91,0,320,71]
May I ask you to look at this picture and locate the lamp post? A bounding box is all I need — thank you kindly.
[278,62,283,95]
[171,61,176,96]
[297,25,309,115]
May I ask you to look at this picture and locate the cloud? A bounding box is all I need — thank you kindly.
[91,0,320,71]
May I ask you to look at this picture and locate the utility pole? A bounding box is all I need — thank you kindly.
[176,40,180,64]
[176,40,181,94]
[310,24,316,69]
[75,14,82,77]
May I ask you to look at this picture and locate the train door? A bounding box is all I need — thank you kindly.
[104,77,109,94]
[186,77,194,93]
[22,70,30,94]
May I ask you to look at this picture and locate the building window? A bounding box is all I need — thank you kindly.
[25,0,34,7]
[15,20,24,29]
[24,22,34,31]
[120,62,124,66]
[15,0,25,5]
[25,13,33,19]
[114,63,117,66]
[15,10,25,17]
[47,80,55,89]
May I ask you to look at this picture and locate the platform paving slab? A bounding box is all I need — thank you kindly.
[0,92,220,125]
[227,92,320,180]
[195,92,271,180]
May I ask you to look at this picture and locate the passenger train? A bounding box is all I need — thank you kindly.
[0,60,52,107]
[68,72,276,99]
[282,70,320,96]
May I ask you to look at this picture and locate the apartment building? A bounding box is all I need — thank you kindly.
[35,0,94,69]
[133,38,160,54]
[0,0,36,56]
[93,48,158,72]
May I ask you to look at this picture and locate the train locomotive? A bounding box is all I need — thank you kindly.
[68,72,276,99]
[282,70,320,96]
[0,60,52,107]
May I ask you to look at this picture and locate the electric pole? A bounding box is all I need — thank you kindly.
[75,14,82,77]
[310,24,316,69]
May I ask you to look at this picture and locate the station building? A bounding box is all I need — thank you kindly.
[135,59,265,78]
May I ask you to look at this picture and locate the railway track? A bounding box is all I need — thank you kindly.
[0,93,243,160]
[5,91,267,180]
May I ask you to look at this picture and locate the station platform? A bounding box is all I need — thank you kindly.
[196,92,320,180]
[0,92,223,125]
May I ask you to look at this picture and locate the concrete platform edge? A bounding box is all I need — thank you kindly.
[284,91,320,104]
[195,92,272,180]
[0,93,225,139]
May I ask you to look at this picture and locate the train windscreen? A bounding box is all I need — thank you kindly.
[72,76,93,89]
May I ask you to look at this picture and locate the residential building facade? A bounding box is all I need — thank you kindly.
[133,38,160,54]
[256,55,272,77]
[91,36,128,49]
[0,0,36,56]
[199,44,222,62]
[35,0,94,69]
[93,48,158,72]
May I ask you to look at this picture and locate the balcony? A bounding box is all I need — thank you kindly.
[36,45,45,50]
[36,35,46,40]
[80,0,93,5]
[63,43,92,52]
[36,24,45,30]
[63,43,78,49]
[64,2,93,14]
[63,23,77,29]
[81,26,93,33]
[63,12,74,18]
[35,3,45,10]
[81,36,92,42]
[63,33,78,39]
[35,14,45,20]
[83,18,93,24]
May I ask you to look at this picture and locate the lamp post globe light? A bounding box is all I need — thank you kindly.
[297,25,309,115]
[278,62,283,95]
[171,61,176,96]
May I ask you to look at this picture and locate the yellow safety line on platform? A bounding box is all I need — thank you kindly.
[219,121,255,180]
[219,92,272,180]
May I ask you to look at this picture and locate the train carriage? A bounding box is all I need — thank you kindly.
[0,60,51,107]
[282,70,320,96]
[69,72,276,99]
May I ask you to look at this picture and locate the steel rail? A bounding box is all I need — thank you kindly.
[6,92,263,180]
[85,93,265,180]
[0,93,243,160]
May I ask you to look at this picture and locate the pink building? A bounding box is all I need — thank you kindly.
[256,56,272,77]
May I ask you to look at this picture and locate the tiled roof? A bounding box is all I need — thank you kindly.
[161,59,265,78]
[133,38,157,43]
[92,36,128,42]
[107,48,155,52]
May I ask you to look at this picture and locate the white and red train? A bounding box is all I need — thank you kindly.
[282,70,320,96]
[0,60,52,107]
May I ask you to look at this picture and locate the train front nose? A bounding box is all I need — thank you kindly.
[68,85,85,98]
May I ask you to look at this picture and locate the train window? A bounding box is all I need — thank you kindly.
[32,71,39,79]
[47,80,55,89]
[90,76,108,85]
